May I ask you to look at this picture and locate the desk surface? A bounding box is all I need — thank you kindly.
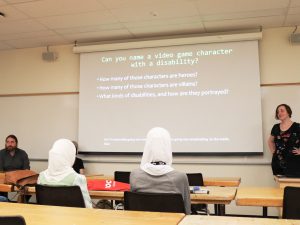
[0,202,185,225]
[236,187,283,207]
[179,215,300,225]
[274,175,300,188]
[86,175,241,187]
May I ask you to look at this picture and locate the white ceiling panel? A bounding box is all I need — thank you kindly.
[0,0,298,50]
[0,4,29,21]
[0,0,7,6]
[55,23,124,35]
[37,11,119,29]
[98,0,190,10]
[0,19,47,34]
[4,35,70,49]
[285,14,300,25]
[204,16,285,32]
[123,16,203,29]
[0,42,13,50]
[130,23,205,37]
[202,8,286,22]
[62,29,133,43]
[110,2,199,22]
[0,29,57,41]
[195,0,290,15]
[14,0,106,18]
[288,7,300,14]
[290,0,300,7]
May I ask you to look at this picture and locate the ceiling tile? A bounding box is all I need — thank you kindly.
[4,35,70,48]
[0,41,13,50]
[110,2,199,22]
[14,0,106,17]
[285,14,300,26]
[195,0,290,15]
[98,0,192,10]
[0,19,47,34]
[0,4,29,21]
[0,0,7,6]
[123,16,202,29]
[62,29,133,43]
[4,0,41,3]
[37,11,119,29]
[204,16,285,32]
[54,23,124,35]
[0,30,57,41]
[290,0,300,7]
[288,7,300,14]
[202,9,286,21]
[129,23,205,37]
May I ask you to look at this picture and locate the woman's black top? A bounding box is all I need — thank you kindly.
[271,122,300,175]
[72,157,84,174]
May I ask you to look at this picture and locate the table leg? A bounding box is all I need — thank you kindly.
[263,206,268,217]
[214,204,219,215]
[218,204,226,216]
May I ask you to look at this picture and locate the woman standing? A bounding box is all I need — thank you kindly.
[268,104,300,175]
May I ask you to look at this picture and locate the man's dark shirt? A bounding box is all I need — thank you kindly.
[0,148,30,172]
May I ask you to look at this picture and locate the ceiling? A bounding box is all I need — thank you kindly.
[0,0,300,51]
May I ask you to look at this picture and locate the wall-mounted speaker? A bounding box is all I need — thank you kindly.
[290,33,300,44]
[42,51,58,61]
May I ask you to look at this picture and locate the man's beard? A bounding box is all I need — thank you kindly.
[5,146,16,151]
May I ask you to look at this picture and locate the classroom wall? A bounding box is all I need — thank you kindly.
[1,26,300,216]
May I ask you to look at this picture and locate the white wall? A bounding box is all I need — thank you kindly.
[1,27,300,216]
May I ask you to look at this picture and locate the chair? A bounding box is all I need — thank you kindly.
[35,184,85,208]
[186,173,209,215]
[124,191,185,213]
[0,216,26,225]
[113,171,131,208]
[282,186,300,219]
[114,171,130,184]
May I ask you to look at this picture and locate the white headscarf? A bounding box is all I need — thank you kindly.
[141,127,174,176]
[43,139,76,182]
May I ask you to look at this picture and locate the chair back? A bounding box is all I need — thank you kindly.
[186,173,204,186]
[0,216,26,225]
[114,171,130,184]
[282,186,300,219]
[36,184,85,208]
[124,191,185,213]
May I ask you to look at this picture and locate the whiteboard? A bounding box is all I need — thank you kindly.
[0,85,299,162]
[0,94,79,159]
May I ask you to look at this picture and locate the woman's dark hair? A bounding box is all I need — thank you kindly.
[5,134,18,145]
[275,104,292,120]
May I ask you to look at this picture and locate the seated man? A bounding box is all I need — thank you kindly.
[0,135,30,199]
[0,135,30,171]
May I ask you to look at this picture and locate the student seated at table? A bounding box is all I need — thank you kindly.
[38,139,92,208]
[130,127,191,214]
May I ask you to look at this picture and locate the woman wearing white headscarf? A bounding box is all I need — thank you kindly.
[38,139,92,208]
[130,127,191,214]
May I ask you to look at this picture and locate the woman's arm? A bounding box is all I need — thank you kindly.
[268,135,275,154]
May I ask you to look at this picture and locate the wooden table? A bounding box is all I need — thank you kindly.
[236,187,284,217]
[179,215,300,225]
[203,177,241,187]
[274,175,300,189]
[86,175,241,187]
[0,202,185,225]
